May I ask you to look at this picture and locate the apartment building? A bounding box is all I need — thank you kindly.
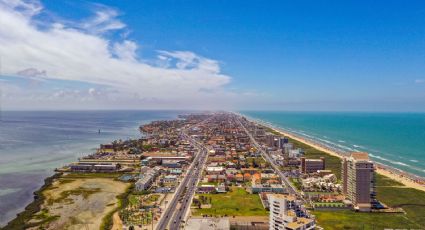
[342,152,375,211]
[300,157,325,174]
[268,194,315,230]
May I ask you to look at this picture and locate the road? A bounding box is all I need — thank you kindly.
[168,133,208,230]
[155,121,210,230]
[236,116,298,195]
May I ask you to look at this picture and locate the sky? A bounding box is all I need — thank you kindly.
[0,0,425,111]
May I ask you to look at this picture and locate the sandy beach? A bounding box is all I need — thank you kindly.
[264,123,425,192]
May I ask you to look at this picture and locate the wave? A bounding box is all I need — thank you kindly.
[239,112,425,177]
[394,161,409,167]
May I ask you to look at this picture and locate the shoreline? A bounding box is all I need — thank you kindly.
[241,114,425,193]
[2,173,63,229]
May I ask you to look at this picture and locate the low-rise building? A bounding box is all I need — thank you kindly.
[135,166,160,191]
[163,175,178,183]
[197,185,215,194]
[206,166,225,174]
[300,157,325,174]
[250,184,285,194]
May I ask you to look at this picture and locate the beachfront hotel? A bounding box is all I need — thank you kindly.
[268,194,315,230]
[342,152,376,211]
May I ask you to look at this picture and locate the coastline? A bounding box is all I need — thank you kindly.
[240,114,425,192]
[2,173,62,229]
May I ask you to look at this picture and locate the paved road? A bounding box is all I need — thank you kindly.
[236,116,298,195]
[168,135,208,230]
[156,121,210,230]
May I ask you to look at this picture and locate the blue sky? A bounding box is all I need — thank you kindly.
[0,0,425,111]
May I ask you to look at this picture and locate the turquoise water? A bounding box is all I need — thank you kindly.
[0,110,183,226]
[241,111,425,178]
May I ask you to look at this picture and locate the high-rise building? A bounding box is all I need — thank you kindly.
[341,152,376,211]
[278,137,289,149]
[266,134,276,147]
[268,194,315,230]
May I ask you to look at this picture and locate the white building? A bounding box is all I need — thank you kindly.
[135,166,160,191]
[268,194,315,230]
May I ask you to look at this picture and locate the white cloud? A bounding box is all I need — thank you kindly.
[0,0,238,109]
[79,5,126,34]
[112,40,138,62]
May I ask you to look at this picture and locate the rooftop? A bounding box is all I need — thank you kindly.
[350,152,370,161]
[286,217,315,229]
[267,193,296,201]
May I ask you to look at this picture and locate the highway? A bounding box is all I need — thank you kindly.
[236,116,298,195]
[155,120,210,230]
[168,133,208,230]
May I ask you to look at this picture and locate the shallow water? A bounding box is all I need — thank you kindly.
[0,110,182,226]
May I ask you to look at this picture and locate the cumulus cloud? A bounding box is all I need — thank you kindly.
[0,0,235,109]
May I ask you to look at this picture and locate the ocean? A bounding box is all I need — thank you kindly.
[0,110,182,226]
[241,111,425,178]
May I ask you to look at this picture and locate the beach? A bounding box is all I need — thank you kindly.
[266,124,425,192]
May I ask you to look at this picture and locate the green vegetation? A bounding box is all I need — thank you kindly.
[377,185,425,227]
[128,194,139,206]
[100,184,134,230]
[31,208,60,228]
[57,178,76,185]
[48,187,101,205]
[289,178,301,191]
[313,202,345,208]
[375,173,404,186]
[192,187,268,216]
[313,210,419,230]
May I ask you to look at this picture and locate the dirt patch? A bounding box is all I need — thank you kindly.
[111,212,123,230]
[31,177,129,230]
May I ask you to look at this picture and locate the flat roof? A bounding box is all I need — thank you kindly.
[351,152,370,161]
[267,194,296,201]
[286,217,314,229]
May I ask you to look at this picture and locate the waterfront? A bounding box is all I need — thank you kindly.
[0,110,182,227]
[241,111,425,178]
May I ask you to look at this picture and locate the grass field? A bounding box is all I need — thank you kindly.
[313,210,420,230]
[377,185,425,228]
[192,187,268,216]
